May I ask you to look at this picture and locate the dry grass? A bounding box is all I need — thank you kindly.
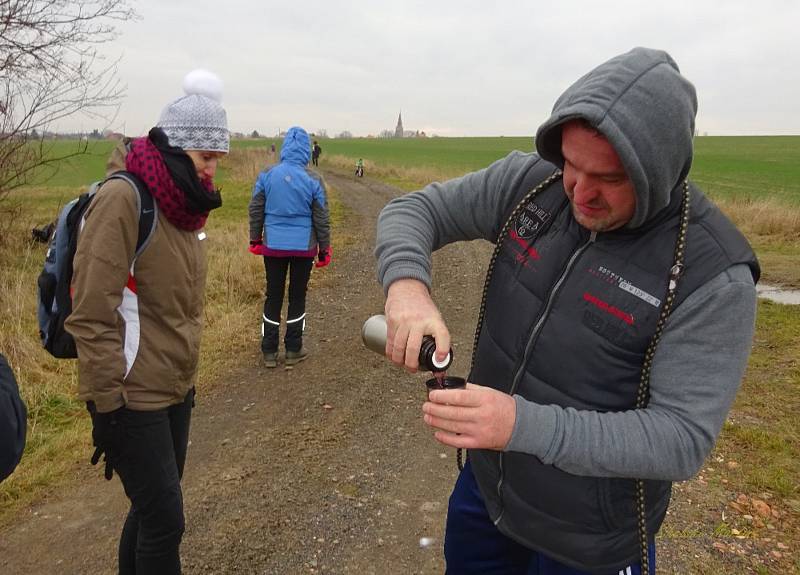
[224,147,278,183]
[716,196,800,239]
[714,197,800,288]
[0,212,88,518]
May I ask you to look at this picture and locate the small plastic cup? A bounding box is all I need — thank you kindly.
[425,375,466,398]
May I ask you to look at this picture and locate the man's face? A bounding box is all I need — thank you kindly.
[561,122,636,232]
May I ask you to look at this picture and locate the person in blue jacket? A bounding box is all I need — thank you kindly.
[0,352,26,483]
[248,126,331,367]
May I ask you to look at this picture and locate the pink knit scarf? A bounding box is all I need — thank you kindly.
[125,137,210,231]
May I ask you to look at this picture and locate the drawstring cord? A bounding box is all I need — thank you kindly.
[458,169,564,471]
[457,174,690,575]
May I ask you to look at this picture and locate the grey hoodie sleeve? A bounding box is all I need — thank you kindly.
[376,151,544,291]
[505,264,756,481]
[248,175,266,242]
[311,174,330,250]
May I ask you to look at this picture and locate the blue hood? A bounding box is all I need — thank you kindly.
[281,126,311,166]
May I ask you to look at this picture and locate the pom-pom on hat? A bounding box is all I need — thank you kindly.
[156,69,229,153]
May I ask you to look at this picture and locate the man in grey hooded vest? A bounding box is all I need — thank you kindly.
[374,47,759,574]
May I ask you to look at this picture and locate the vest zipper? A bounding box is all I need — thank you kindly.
[493,229,598,526]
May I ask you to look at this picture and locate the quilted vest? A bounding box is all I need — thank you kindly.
[468,161,759,572]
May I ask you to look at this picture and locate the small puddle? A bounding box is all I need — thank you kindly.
[757,283,800,305]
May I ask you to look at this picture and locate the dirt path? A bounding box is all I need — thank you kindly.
[0,170,783,574]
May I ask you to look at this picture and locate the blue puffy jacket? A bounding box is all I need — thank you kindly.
[248,127,330,255]
[0,353,26,483]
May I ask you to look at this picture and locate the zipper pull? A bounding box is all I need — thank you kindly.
[668,263,684,291]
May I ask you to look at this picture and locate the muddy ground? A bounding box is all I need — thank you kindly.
[0,171,788,574]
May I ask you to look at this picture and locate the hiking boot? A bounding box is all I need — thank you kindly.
[262,351,278,368]
[285,348,308,366]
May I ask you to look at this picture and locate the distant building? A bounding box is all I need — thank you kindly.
[394,112,404,138]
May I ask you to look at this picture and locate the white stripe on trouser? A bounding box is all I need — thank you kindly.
[262,315,280,336]
[286,313,306,332]
[618,566,632,575]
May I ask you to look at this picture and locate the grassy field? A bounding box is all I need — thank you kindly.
[22,135,800,203]
[692,136,800,206]
[1,136,798,570]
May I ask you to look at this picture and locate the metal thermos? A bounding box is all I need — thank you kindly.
[361,314,453,372]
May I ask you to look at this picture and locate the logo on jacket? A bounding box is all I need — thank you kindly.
[508,202,551,267]
[583,292,634,325]
[588,265,661,308]
[515,202,551,239]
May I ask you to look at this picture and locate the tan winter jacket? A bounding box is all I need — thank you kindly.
[65,143,208,413]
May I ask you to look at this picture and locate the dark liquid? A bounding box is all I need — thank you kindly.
[425,374,466,392]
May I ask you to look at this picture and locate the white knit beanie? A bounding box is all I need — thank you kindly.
[156,69,229,153]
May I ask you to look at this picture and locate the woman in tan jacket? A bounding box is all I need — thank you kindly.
[65,69,228,575]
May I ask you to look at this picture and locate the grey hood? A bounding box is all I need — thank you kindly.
[536,47,698,229]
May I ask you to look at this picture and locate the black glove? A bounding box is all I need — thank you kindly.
[86,402,124,481]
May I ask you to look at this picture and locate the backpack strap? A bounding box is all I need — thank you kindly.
[104,171,158,258]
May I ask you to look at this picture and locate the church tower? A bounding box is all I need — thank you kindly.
[394,112,404,138]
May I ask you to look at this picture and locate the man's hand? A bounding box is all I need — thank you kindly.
[385,279,450,372]
[422,383,516,450]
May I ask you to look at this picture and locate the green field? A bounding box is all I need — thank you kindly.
[236,135,535,176]
[692,136,800,205]
[28,135,800,206]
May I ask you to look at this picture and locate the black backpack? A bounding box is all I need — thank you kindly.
[37,171,157,358]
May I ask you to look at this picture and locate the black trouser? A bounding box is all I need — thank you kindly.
[114,390,194,575]
[262,256,314,353]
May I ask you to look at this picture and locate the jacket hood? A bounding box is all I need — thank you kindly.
[280,126,311,166]
[535,47,698,229]
[106,139,129,175]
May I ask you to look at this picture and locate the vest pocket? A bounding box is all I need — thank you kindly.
[598,477,638,531]
[503,453,610,532]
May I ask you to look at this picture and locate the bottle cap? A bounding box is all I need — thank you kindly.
[431,351,451,370]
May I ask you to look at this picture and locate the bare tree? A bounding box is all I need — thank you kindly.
[0,0,136,201]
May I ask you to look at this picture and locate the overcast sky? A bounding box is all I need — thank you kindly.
[64,0,799,138]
